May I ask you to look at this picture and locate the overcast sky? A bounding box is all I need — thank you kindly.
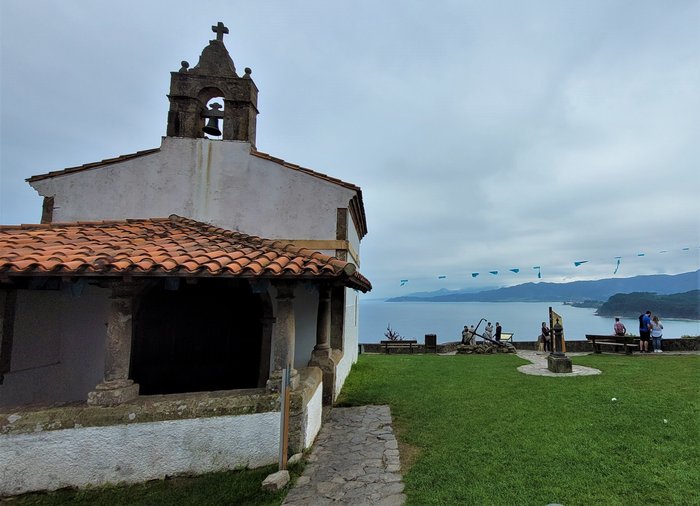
[1,1,698,299]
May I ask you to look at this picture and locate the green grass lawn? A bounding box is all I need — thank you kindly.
[10,354,698,505]
[8,464,294,506]
[336,353,700,506]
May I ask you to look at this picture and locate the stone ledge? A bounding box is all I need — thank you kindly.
[1,387,278,435]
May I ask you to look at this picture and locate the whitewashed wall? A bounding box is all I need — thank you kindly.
[303,382,323,448]
[0,412,279,496]
[1,285,108,407]
[334,287,360,398]
[30,138,358,244]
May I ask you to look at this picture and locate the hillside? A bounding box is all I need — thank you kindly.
[596,290,700,319]
[386,270,699,303]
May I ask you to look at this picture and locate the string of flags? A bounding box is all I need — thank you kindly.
[397,246,698,286]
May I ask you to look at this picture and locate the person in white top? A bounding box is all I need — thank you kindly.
[650,315,664,352]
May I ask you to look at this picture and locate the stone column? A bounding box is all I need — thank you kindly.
[547,320,572,373]
[267,282,299,391]
[0,289,17,383]
[257,315,275,388]
[308,284,337,405]
[88,282,140,405]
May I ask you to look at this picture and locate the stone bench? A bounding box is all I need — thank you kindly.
[585,334,639,355]
[380,340,418,353]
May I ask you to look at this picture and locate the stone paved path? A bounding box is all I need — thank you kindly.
[283,405,405,505]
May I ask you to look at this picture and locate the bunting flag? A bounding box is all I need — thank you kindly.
[395,245,697,286]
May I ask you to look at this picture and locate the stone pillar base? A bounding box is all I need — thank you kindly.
[547,354,573,374]
[309,349,337,405]
[87,379,140,406]
[266,368,300,392]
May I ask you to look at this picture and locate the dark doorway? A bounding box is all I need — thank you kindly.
[132,280,264,395]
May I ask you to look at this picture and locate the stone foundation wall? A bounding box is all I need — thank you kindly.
[1,368,325,496]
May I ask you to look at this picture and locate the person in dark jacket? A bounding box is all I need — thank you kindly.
[541,322,552,352]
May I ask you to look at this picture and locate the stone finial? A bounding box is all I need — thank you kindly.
[244,67,252,79]
[212,21,229,41]
[179,61,189,73]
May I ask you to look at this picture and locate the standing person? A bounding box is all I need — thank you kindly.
[484,322,493,341]
[468,325,476,345]
[461,325,470,345]
[614,317,626,336]
[639,311,652,353]
[650,315,664,353]
[495,322,502,342]
[541,321,552,352]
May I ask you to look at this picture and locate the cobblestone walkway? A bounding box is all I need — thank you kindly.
[283,405,405,505]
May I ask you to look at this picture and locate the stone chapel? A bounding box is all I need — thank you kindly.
[0,22,370,495]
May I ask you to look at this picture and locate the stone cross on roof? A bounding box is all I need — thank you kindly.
[212,21,229,41]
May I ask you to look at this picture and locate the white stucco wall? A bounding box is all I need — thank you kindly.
[304,382,323,449]
[0,412,279,496]
[1,285,108,407]
[334,287,360,398]
[31,138,358,243]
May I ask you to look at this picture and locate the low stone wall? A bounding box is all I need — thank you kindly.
[0,367,324,496]
[360,337,698,354]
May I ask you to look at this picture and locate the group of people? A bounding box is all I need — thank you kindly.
[461,321,502,345]
[613,312,664,352]
[634,311,664,353]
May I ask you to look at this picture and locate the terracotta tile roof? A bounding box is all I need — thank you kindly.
[0,216,371,292]
[26,148,161,183]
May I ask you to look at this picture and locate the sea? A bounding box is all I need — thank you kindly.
[359,299,700,344]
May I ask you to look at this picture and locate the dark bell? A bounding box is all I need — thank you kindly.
[202,117,222,137]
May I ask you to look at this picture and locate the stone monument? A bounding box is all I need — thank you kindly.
[546,318,572,373]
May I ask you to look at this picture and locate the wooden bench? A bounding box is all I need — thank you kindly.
[586,334,639,355]
[380,340,418,353]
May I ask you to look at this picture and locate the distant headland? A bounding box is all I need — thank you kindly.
[386,271,700,318]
